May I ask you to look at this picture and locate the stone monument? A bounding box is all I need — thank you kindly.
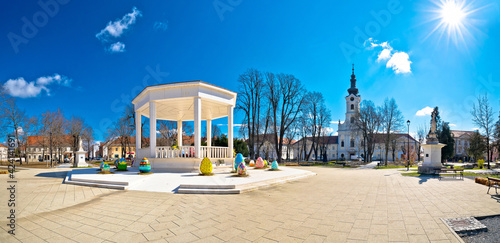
[418,110,446,174]
[74,138,88,167]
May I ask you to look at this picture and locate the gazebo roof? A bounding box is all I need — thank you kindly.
[132,81,237,121]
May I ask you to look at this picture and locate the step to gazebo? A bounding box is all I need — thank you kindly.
[177,170,316,194]
[64,171,129,190]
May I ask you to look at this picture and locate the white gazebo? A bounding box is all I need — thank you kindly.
[132,81,237,171]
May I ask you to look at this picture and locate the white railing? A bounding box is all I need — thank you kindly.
[156,146,228,159]
[200,146,228,159]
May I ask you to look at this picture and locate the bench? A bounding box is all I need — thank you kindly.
[437,168,464,180]
[298,162,314,166]
[487,177,500,195]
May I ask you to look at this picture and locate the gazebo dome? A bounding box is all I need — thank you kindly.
[132,80,237,121]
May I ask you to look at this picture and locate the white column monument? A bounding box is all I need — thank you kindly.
[74,138,88,167]
[418,110,446,174]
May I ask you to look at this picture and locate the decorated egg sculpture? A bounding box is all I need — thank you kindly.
[249,160,255,167]
[255,157,264,168]
[234,153,244,171]
[200,157,213,175]
[100,162,110,172]
[139,158,151,173]
[237,162,247,175]
[271,160,279,170]
[114,159,120,167]
[117,159,128,171]
[263,160,268,167]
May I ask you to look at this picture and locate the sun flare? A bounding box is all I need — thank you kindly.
[440,1,466,26]
[425,0,484,47]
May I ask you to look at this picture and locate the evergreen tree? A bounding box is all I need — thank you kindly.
[431,106,443,134]
[468,130,486,162]
[234,138,249,157]
[438,122,454,162]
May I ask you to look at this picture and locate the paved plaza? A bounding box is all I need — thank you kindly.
[1,166,500,242]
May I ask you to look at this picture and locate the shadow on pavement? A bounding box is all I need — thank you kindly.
[35,171,67,179]
[416,174,438,184]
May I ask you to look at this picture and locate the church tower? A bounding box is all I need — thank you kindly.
[337,64,361,160]
[345,64,361,124]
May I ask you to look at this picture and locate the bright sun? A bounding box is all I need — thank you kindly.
[440,1,466,26]
[425,0,482,47]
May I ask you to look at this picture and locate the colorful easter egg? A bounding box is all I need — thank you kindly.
[263,160,268,167]
[271,161,278,170]
[249,160,255,167]
[200,157,213,175]
[255,157,264,168]
[117,160,128,171]
[114,159,120,167]
[139,158,151,173]
[234,153,244,171]
[237,162,247,175]
[100,162,110,172]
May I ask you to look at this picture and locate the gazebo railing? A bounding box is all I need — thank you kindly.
[156,146,228,159]
[200,146,229,159]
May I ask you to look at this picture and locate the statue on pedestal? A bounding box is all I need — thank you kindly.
[427,109,439,143]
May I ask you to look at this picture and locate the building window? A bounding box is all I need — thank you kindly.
[341,141,344,147]
[350,140,355,147]
[350,117,354,124]
[115,148,118,151]
[351,104,354,110]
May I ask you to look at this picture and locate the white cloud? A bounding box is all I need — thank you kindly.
[416,106,434,116]
[3,74,72,98]
[472,128,479,131]
[153,21,168,31]
[449,124,457,127]
[377,48,392,62]
[108,42,125,53]
[329,121,340,124]
[386,52,412,74]
[96,7,142,42]
[366,38,412,74]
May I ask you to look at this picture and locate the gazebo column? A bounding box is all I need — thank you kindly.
[177,120,183,147]
[194,97,201,158]
[227,105,234,158]
[135,110,142,160]
[149,101,157,158]
[207,119,212,158]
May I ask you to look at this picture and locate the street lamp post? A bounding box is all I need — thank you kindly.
[407,120,410,171]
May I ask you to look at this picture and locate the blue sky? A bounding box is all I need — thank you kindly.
[1,0,500,142]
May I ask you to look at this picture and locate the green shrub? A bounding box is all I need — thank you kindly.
[478,159,485,169]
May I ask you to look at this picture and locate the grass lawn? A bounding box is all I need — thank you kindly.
[375,165,418,169]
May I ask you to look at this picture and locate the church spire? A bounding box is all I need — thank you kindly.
[348,64,359,96]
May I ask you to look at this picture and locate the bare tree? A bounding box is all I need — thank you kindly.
[19,116,39,164]
[67,116,86,165]
[236,68,271,159]
[82,127,94,159]
[301,91,331,161]
[416,124,428,162]
[380,98,404,166]
[267,72,306,164]
[352,100,381,163]
[40,109,66,167]
[471,94,495,169]
[0,96,26,162]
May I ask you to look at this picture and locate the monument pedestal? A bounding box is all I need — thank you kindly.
[75,151,88,167]
[418,143,446,174]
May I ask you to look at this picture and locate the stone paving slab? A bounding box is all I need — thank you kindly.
[1,166,500,242]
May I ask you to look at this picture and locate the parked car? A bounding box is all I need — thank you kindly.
[94,157,103,161]
[64,158,70,163]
